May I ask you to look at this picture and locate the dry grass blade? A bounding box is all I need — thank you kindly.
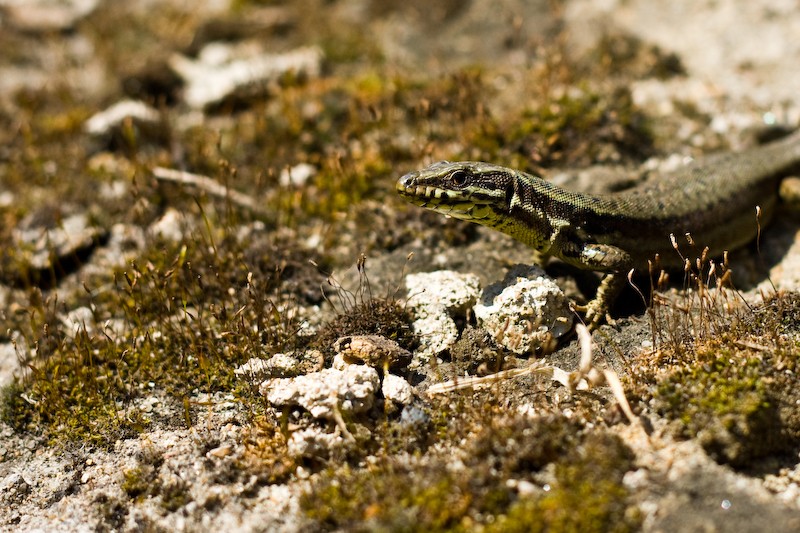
[426,362,552,394]
[152,166,260,213]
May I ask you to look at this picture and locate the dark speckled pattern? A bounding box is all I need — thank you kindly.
[398,130,800,269]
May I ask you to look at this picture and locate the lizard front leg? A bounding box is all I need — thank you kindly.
[554,230,633,329]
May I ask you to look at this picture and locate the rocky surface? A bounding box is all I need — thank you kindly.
[1,0,800,531]
[474,264,572,354]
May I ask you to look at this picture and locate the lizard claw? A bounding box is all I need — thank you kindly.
[580,299,616,331]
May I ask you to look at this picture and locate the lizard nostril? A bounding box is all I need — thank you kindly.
[399,173,416,188]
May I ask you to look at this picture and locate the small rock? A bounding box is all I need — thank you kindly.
[474,264,572,354]
[0,342,19,388]
[409,304,459,364]
[101,318,128,342]
[170,44,323,109]
[0,191,14,208]
[85,99,161,138]
[330,352,349,371]
[400,405,430,429]
[262,365,380,419]
[59,306,95,337]
[279,163,317,187]
[147,208,191,242]
[333,335,412,370]
[104,224,146,263]
[405,270,481,313]
[206,444,234,459]
[404,271,481,364]
[8,212,107,287]
[286,426,344,458]
[80,223,145,281]
[14,212,104,269]
[381,374,413,405]
[235,351,322,380]
[0,473,30,504]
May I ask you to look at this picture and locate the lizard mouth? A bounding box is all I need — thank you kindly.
[395,182,453,203]
[396,181,495,220]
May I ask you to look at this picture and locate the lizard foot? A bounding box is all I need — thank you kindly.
[575,299,616,331]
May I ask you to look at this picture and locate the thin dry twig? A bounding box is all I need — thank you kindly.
[426,362,551,394]
[573,324,646,434]
[152,166,260,213]
[426,324,647,440]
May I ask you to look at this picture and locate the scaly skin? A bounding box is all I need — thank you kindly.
[396,130,800,328]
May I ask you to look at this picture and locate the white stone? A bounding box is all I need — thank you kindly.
[85,99,160,136]
[381,374,413,405]
[474,264,572,354]
[286,426,344,458]
[170,45,323,109]
[279,163,317,187]
[410,304,459,364]
[405,270,481,313]
[147,208,190,242]
[404,271,482,365]
[261,365,379,419]
[235,353,306,380]
[59,306,95,337]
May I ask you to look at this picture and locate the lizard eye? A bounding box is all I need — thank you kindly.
[450,170,469,186]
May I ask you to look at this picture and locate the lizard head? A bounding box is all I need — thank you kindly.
[396,160,555,251]
[396,161,517,222]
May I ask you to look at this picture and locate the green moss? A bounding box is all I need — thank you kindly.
[657,339,798,466]
[305,253,418,361]
[237,415,297,485]
[0,229,308,448]
[631,291,800,467]
[122,466,154,500]
[94,493,128,531]
[302,415,638,532]
[473,85,653,169]
[303,461,502,532]
[747,291,800,347]
[1,329,152,447]
[121,455,191,511]
[160,478,191,512]
[467,414,582,476]
[647,344,787,466]
[488,433,638,533]
[590,32,685,80]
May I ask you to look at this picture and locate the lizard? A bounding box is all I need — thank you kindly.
[396,129,800,328]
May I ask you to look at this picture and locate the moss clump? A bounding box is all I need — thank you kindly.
[747,291,800,342]
[467,414,582,476]
[485,86,654,170]
[122,466,156,501]
[486,433,638,533]
[590,31,685,80]
[159,478,191,512]
[302,460,509,532]
[0,230,308,448]
[121,456,192,511]
[643,350,783,467]
[302,415,639,532]
[629,291,800,468]
[309,260,418,360]
[311,297,417,361]
[237,415,297,485]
